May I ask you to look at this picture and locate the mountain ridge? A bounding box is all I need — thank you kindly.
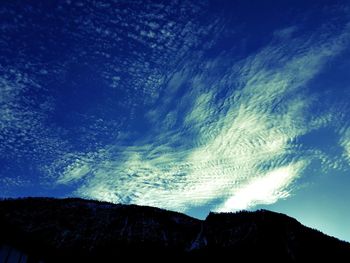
[0,197,349,262]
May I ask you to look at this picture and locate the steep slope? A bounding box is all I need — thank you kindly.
[0,198,349,262]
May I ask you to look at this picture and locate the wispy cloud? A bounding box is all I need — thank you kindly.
[216,161,306,211]
[340,127,350,164]
[0,66,66,163]
[56,23,350,213]
[0,0,217,185]
[3,1,349,214]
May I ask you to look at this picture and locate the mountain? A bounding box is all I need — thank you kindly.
[0,198,349,262]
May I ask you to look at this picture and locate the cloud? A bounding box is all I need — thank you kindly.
[57,162,91,184]
[0,0,220,189]
[216,162,306,211]
[0,66,66,164]
[340,127,350,164]
[3,1,348,214]
[56,23,350,213]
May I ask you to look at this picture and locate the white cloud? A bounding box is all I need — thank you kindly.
[54,17,350,213]
[215,162,306,212]
[2,1,348,214]
[340,127,350,163]
[57,161,91,184]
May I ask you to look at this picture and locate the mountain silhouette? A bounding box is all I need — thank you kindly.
[0,197,349,262]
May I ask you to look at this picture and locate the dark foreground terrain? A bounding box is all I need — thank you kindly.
[0,198,349,262]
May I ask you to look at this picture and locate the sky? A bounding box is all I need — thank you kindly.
[1,0,350,242]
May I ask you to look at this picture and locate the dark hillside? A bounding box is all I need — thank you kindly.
[0,198,349,262]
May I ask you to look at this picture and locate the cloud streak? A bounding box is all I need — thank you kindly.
[56,23,350,213]
[216,162,306,211]
[2,1,350,214]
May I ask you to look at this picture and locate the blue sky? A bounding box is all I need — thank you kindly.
[1,0,350,241]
